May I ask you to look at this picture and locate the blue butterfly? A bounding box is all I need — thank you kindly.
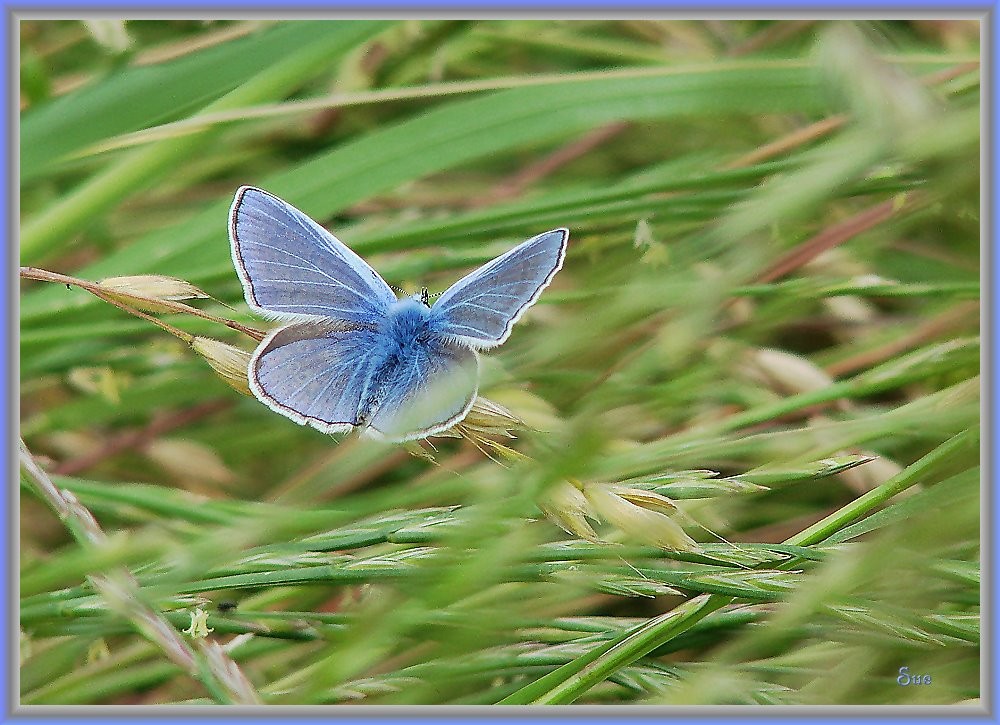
[229,186,568,441]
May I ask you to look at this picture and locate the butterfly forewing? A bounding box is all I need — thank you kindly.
[230,187,396,323]
[433,229,567,349]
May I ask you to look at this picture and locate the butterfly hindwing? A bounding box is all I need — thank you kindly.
[249,321,382,433]
[364,340,479,441]
[250,320,479,441]
[230,187,396,323]
[432,229,567,349]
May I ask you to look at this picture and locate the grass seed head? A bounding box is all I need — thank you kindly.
[583,482,699,552]
[537,479,600,542]
[96,274,212,313]
[191,337,253,396]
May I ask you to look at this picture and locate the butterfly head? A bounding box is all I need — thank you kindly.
[420,287,430,307]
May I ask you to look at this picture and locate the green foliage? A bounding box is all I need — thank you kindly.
[20,19,980,707]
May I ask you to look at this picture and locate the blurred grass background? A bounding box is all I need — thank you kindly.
[18,19,980,706]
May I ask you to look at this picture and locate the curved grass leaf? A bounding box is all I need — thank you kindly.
[21,22,390,182]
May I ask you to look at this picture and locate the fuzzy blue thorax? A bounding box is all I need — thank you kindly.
[354,296,449,426]
[381,296,442,350]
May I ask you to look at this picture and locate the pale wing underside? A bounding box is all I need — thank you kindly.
[365,343,479,441]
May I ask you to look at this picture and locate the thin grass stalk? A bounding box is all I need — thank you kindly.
[19,439,261,705]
